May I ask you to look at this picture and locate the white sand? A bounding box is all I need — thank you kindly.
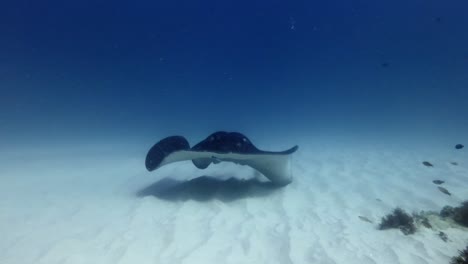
[1,138,467,264]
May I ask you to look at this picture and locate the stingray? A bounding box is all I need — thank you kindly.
[145,131,299,186]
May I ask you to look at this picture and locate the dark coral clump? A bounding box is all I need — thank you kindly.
[378,208,416,235]
[440,201,468,227]
[453,201,468,227]
[440,206,455,218]
[450,245,468,264]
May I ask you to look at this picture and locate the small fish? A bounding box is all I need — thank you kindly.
[438,186,451,196]
[432,180,445,185]
[358,216,373,223]
[455,144,464,150]
[450,162,458,166]
[423,161,433,167]
[376,198,382,202]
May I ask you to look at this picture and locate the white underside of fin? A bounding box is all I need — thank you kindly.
[156,151,293,185]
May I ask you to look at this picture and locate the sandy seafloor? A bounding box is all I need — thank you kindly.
[1,135,468,264]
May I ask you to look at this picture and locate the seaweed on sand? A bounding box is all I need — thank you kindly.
[453,201,468,227]
[378,208,416,235]
[440,201,468,227]
[450,245,468,264]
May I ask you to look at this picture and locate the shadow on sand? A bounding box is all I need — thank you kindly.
[136,175,282,202]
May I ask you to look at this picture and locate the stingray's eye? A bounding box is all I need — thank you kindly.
[242,138,247,142]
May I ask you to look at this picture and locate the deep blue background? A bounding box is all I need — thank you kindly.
[1,0,467,146]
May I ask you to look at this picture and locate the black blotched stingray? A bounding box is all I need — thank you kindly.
[145,131,299,186]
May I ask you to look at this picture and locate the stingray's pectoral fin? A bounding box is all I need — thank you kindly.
[246,146,298,186]
[146,136,222,171]
[245,155,296,186]
[145,136,191,171]
[216,145,299,186]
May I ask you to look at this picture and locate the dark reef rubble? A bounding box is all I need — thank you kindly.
[378,208,416,235]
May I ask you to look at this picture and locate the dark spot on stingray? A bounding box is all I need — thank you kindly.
[455,144,464,150]
[438,186,451,196]
[451,162,458,166]
[358,216,373,223]
[422,161,433,167]
[433,180,445,185]
[438,231,448,242]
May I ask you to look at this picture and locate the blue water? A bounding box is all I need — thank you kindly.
[2,2,468,263]
[1,0,468,147]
